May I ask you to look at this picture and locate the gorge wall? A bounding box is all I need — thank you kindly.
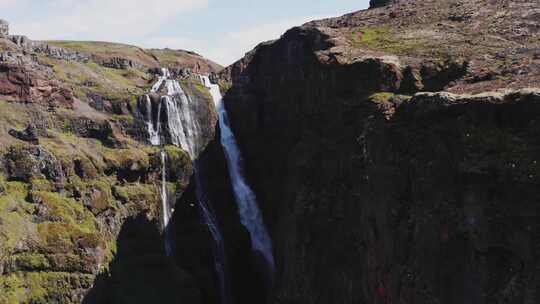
[218,0,540,303]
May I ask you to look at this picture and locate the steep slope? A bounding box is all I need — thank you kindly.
[219,0,540,303]
[0,22,220,303]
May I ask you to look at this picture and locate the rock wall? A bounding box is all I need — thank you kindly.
[369,0,397,9]
[0,27,220,302]
[0,20,8,37]
[221,23,540,304]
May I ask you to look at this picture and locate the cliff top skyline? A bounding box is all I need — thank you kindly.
[1,0,369,65]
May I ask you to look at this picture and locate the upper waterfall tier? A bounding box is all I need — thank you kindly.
[137,69,218,160]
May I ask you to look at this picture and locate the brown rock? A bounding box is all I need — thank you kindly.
[0,62,74,107]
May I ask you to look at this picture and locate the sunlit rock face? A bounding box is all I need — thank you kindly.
[0,21,221,303]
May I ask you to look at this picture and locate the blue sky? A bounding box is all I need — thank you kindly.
[0,0,370,65]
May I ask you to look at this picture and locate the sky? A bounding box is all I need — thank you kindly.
[0,0,370,66]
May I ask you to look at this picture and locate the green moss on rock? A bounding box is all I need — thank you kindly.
[10,254,52,271]
[0,271,94,304]
[352,26,425,55]
[112,184,159,207]
[103,147,151,174]
[369,92,396,104]
[30,179,55,192]
[163,145,193,188]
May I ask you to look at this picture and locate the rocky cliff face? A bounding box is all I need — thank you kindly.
[369,0,397,9]
[0,27,221,303]
[219,0,540,303]
[1,0,540,303]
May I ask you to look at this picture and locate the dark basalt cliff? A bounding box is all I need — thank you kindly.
[369,0,397,9]
[219,0,540,303]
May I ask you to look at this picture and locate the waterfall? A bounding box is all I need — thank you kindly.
[143,69,173,256]
[142,69,231,304]
[161,150,173,256]
[151,67,170,93]
[144,69,202,158]
[144,95,161,146]
[201,76,276,277]
[163,78,202,158]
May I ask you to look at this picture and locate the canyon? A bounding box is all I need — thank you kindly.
[1,0,540,303]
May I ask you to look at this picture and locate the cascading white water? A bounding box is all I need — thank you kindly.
[145,67,202,158]
[143,69,173,255]
[146,95,162,146]
[151,68,170,93]
[163,73,231,304]
[201,76,276,275]
[143,69,231,304]
[163,79,202,158]
[161,150,173,256]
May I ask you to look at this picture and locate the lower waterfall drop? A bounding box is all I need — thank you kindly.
[201,76,276,279]
[161,150,173,256]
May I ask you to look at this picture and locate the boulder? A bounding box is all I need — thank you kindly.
[0,19,8,37]
[0,62,75,107]
[10,35,33,50]
[369,0,398,9]
[100,57,141,70]
[8,123,40,144]
[31,42,90,62]
[3,145,65,183]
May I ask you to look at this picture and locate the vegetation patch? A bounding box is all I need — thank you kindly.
[0,271,94,304]
[112,184,158,206]
[351,26,426,55]
[38,55,150,102]
[368,92,396,104]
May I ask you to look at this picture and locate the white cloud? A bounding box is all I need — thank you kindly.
[2,0,340,67]
[8,0,208,41]
[146,15,325,66]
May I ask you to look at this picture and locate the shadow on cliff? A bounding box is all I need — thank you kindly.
[82,214,201,304]
[172,135,271,304]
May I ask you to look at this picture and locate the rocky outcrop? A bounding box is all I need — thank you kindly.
[8,123,40,144]
[369,0,397,9]
[149,49,223,75]
[100,57,141,70]
[3,145,65,183]
[32,42,90,62]
[0,61,75,107]
[0,19,8,37]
